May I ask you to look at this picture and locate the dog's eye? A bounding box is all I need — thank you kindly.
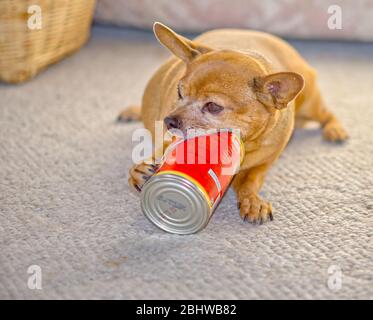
[202,102,224,114]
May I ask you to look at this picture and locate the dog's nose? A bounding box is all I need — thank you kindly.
[164,116,182,130]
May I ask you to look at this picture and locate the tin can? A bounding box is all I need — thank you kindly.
[141,130,244,234]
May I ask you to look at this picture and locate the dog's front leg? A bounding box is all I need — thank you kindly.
[232,164,273,224]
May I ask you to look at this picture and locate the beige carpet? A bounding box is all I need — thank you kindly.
[0,26,372,299]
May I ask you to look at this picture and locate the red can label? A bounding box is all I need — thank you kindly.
[156,130,243,209]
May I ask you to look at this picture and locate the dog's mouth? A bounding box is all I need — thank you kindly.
[166,127,185,137]
[185,127,212,138]
[167,126,230,142]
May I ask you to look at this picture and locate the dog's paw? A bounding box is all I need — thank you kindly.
[128,162,158,192]
[323,121,348,142]
[117,105,141,122]
[238,194,273,224]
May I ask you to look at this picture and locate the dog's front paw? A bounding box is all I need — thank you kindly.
[238,193,273,224]
[323,121,348,142]
[128,162,158,192]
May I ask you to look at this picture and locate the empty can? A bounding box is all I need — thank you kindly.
[141,130,244,234]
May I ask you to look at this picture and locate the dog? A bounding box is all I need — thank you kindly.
[119,22,348,224]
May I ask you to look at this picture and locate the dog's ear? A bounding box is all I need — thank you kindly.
[252,72,304,110]
[153,22,212,63]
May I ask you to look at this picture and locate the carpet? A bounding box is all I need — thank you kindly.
[0,26,372,299]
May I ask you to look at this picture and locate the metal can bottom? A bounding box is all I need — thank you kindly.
[140,173,211,234]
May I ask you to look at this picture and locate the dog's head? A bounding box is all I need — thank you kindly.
[154,23,304,141]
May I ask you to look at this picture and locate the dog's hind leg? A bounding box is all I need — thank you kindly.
[117,105,142,122]
[295,75,348,142]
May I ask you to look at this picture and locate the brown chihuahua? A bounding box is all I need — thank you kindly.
[120,22,348,224]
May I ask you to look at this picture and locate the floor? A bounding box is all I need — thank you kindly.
[0,26,372,299]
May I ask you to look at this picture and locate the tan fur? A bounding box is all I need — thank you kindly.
[118,105,142,122]
[125,23,348,224]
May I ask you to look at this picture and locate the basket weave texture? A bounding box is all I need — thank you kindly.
[0,0,96,83]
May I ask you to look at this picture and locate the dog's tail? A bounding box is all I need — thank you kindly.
[117,105,142,122]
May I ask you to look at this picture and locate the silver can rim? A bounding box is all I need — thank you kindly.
[140,173,211,235]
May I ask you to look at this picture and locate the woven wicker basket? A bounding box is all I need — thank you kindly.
[0,0,96,83]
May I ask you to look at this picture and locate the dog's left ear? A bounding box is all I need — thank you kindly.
[153,22,212,63]
[252,72,304,110]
